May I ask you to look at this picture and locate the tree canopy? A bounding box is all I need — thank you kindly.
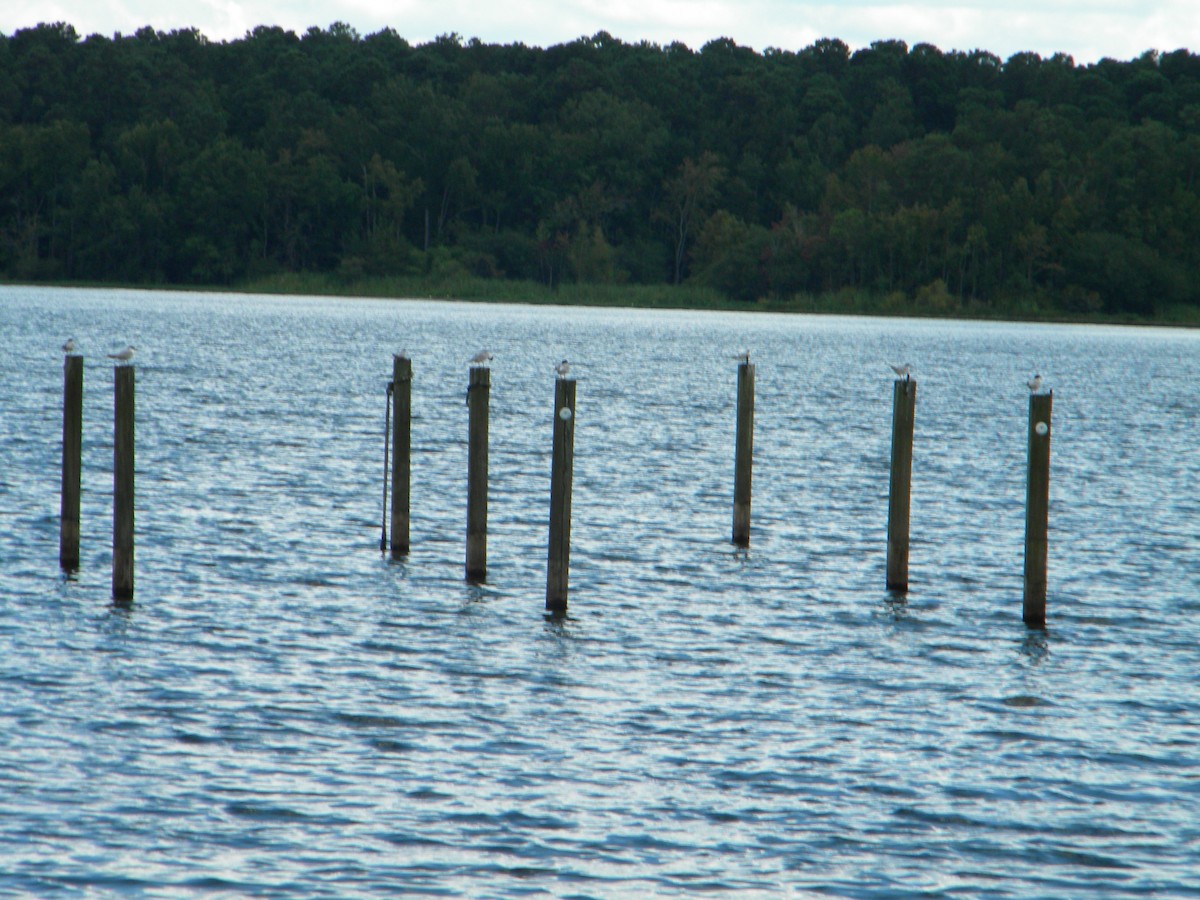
[3,22,1200,319]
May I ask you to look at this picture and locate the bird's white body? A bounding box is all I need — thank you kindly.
[889,362,913,380]
[1027,374,1043,393]
[108,345,136,363]
[555,359,571,379]
[62,338,76,354]
[732,349,751,364]
[469,350,494,366]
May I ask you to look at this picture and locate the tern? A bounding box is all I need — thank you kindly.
[732,349,751,364]
[468,350,494,366]
[555,359,571,379]
[889,362,913,380]
[1027,374,1043,393]
[107,345,136,364]
[62,338,76,354]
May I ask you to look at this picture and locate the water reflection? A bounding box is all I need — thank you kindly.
[99,602,135,642]
[382,556,409,576]
[542,612,576,634]
[1018,629,1050,664]
[460,582,492,608]
[883,591,909,620]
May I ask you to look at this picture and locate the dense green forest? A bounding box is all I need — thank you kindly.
[2,22,1200,320]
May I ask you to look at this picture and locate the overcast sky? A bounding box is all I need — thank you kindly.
[3,0,1196,64]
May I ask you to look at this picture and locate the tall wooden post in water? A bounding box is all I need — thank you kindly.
[732,361,755,547]
[546,377,576,613]
[1023,391,1053,627]
[390,354,412,557]
[886,377,916,591]
[112,365,135,602]
[465,365,490,581]
[60,354,84,570]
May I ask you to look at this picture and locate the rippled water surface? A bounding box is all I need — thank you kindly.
[2,286,1199,897]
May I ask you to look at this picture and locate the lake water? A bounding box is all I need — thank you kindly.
[1,285,1198,897]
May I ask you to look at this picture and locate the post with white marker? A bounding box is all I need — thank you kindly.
[60,349,84,571]
[546,371,576,613]
[1023,387,1053,627]
[112,364,135,603]
[390,354,412,557]
[886,365,916,592]
[465,357,491,582]
[732,355,755,547]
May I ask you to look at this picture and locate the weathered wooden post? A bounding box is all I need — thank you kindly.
[732,360,755,547]
[112,365,135,602]
[380,380,391,551]
[390,354,412,557]
[886,376,916,591]
[60,354,84,570]
[546,377,576,613]
[1023,390,1053,627]
[465,365,490,582]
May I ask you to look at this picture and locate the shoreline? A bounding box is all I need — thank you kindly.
[6,276,1198,329]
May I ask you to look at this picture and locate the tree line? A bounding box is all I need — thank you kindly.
[2,22,1200,318]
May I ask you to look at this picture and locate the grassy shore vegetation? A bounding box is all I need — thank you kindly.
[3,24,1200,326]
[240,269,1200,326]
[241,270,730,311]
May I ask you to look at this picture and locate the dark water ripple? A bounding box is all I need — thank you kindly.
[2,286,1199,896]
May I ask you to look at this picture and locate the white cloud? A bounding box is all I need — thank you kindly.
[0,0,1195,63]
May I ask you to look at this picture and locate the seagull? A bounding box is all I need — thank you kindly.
[468,350,494,366]
[1027,374,1043,393]
[555,359,571,379]
[889,362,913,381]
[732,349,751,364]
[107,345,136,364]
[62,338,76,354]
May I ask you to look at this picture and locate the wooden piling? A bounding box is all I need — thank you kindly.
[465,365,490,582]
[390,354,412,557]
[546,378,576,613]
[1023,391,1053,627]
[732,362,755,547]
[60,354,84,570]
[886,377,916,592]
[112,365,135,602]
[380,380,391,551]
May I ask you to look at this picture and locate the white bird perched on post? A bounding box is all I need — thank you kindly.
[555,359,571,379]
[1027,374,1043,393]
[62,338,76,355]
[108,345,136,364]
[732,349,751,364]
[468,350,494,366]
[889,362,913,380]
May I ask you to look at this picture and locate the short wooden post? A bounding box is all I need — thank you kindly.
[732,361,755,546]
[1023,391,1053,627]
[60,354,84,570]
[546,378,576,613]
[886,377,916,591]
[390,354,412,557]
[465,365,490,582]
[112,365,135,602]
